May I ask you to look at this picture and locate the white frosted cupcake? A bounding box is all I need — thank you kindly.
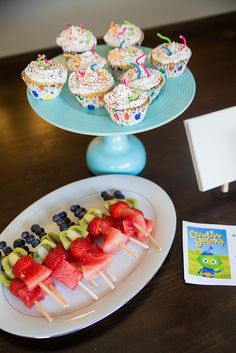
[68,66,114,109]
[104,20,144,48]
[107,46,145,81]
[122,65,165,102]
[21,55,67,100]
[104,84,150,126]
[56,24,97,54]
[149,34,192,78]
[65,51,107,72]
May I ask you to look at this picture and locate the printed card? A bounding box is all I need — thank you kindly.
[183,221,236,285]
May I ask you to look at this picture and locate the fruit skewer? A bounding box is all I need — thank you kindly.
[51,210,116,289]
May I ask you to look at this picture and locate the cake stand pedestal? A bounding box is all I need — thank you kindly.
[27,45,196,176]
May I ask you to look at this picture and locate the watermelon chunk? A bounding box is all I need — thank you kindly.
[23,262,52,291]
[82,255,112,281]
[52,260,82,290]
[122,209,147,241]
[102,227,128,254]
[145,219,155,234]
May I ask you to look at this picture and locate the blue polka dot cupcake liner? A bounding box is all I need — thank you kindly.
[147,80,165,102]
[74,92,105,109]
[151,58,189,78]
[105,99,150,126]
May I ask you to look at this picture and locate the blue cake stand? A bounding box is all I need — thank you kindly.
[27,45,196,175]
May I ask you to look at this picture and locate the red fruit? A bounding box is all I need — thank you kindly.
[100,216,114,233]
[18,285,45,308]
[122,209,147,241]
[81,244,105,264]
[133,208,144,217]
[44,243,67,271]
[113,219,124,233]
[23,262,52,291]
[88,217,102,237]
[52,260,82,290]
[82,255,112,281]
[102,227,128,254]
[70,237,93,260]
[109,201,129,219]
[12,256,34,278]
[9,278,26,297]
[145,219,155,234]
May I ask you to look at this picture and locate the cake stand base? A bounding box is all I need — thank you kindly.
[86,135,146,175]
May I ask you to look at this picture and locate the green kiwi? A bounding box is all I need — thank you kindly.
[33,239,56,263]
[0,273,11,287]
[59,231,72,250]
[47,232,60,243]
[125,198,138,208]
[2,256,15,280]
[8,252,20,266]
[66,225,88,240]
[79,208,103,228]
[13,247,27,257]
[103,197,138,211]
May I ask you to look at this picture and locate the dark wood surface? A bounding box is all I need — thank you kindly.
[1,12,236,353]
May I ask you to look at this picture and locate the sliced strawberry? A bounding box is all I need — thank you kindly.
[9,278,26,297]
[102,227,128,254]
[82,255,112,281]
[12,256,34,278]
[70,236,93,260]
[109,201,129,219]
[88,217,102,237]
[81,244,105,264]
[44,243,67,271]
[52,260,82,290]
[113,219,124,233]
[100,216,114,233]
[23,262,52,291]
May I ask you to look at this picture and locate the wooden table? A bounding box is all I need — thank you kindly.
[1,12,236,353]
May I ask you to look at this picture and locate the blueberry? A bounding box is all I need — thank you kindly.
[21,231,29,239]
[114,190,125,199]
[31,239,41,248]
[22,245,29,252]
[35,227,45,236]
[70,205,80,212]
[63,217,71,224]
[0,241,7,249]
[104,194,114,201]
[74,208,82,218]
[81,207,87,213]
[31,224,40,233]
[68,221,75,227]
[3,246,12,256]
[101,191,108,198]
[57,219,66,226]
[38,231,46,238]
[13,238,25,248]
[25,234,35,244]
[60,223,69,231]
[58,211,67,219]
[78,212,86,220]
[52,214,61,222]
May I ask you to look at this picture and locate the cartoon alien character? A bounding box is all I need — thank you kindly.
[197,247,223,278]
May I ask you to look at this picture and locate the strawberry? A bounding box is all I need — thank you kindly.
[133,208,144,217]
[80,243,104,264]
[100,216,114,233]
[44,243,67,271]
[109,201,129,219]
[88,217,102,237]
[113,219,124,233]
[70,236,93,260]
[9,278,26,297]
[12,256,34,278]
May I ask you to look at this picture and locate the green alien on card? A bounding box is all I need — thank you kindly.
[197,246,223,278]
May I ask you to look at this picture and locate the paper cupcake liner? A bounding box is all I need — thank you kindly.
[74,92,105,109]
[150,56,189,78]
[23,78,63,100]
[105,99,150,126]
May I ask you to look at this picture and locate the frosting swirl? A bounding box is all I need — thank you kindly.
[56,25,97,53]
[68,67,114,95]
[23,60,67,84]
[108,47,145,67]
[151,42,192,64]
[122,67,165,90]
[104,21,143,48]
[104,84,149,110]
[67,51,107,72]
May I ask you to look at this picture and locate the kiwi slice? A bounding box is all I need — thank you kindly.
[125,198,138,208]
[80,208,103,228]
[33,239,56,263]
[8,252,20,266]
[0,273,11,287]
[67,225,88,240]
[59,231,72,250]
[47,232,60,243]
[2,256,15,280]
[13,247,27,257]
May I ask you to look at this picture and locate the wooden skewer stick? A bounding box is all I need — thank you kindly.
[98,270,115,290]
[34,300,53,323]
[221,183,229,193]
[133,223,162,252]
[49,284,69,307]
[129,236,149,250]
[38,283,67,308]
[106,269,117,282]
[78,282,99,301]
[120,243,139,258]
[90,279,99,288]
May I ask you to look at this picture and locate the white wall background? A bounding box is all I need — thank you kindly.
[1,0,236,57]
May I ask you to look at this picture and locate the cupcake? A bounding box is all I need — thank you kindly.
[149,34,192,78]
[68,66,114,109]
[107,46,145,81]
[65,50,107,72]
[104,84,150,126]
[104,20,144,48]
[21,55,67,100]
[122,64,165,102]
[56,24,97,54]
